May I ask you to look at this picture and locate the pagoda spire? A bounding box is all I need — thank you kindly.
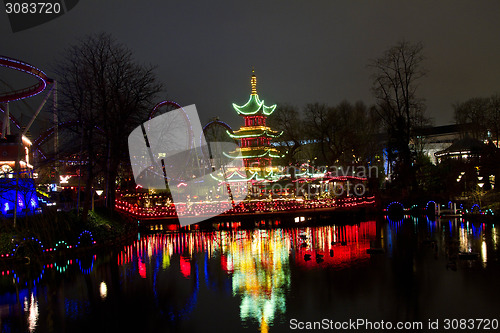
[227,71,282,177]
[251,67,257,96]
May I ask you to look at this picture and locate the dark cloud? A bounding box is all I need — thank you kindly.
[2,0,500,134]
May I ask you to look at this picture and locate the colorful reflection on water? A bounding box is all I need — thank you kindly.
[114,222,376,332]
[1,218,499,332]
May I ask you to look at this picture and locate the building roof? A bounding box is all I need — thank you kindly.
[435,136,486,157]
[224,148,281,159]
[232,94,277,116]
[232,73,277,116]
[229,126,282,139]
[415,123,475,137]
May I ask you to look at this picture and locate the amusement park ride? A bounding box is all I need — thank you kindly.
[0,56,374,224]
[120,72,374,223]
[0,55,57,223]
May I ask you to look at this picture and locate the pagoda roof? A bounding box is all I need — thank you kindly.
[232,72,277,116]
[228,127,282,139]
[210,169,257,182]
[232,94,276,116]
[223,148,281,159]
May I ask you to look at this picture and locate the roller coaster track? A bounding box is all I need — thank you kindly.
[0,105,22,130]
[32,121,106,160]
[0,56,53,103]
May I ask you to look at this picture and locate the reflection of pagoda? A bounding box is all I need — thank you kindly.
[227,71,282,176]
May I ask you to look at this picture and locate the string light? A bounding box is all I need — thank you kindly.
[114,195,376,218]
[227,129,282,139]
[0,232,97,258]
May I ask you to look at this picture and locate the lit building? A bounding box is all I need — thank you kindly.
[434,136,488,163]
[0,133,39,215]
[0,134,34,179]
[227,71,282,177]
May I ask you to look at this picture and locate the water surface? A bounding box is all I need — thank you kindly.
[1,217,499,332]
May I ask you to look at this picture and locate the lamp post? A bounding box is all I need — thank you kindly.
[92,189,104,211]
[456,171,466,195]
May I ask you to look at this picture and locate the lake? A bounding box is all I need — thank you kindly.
[1,216,499,332]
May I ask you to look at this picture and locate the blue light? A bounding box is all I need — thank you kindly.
[0,179,39,216]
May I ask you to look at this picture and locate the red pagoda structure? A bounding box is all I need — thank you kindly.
[227,71,282,177]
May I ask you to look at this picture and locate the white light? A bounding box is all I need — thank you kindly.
[22,135,32,146]
[60,175,71,184]
[482,241,487,264]
[100,281,107,300]
[27,293,38,332]
[95,190,104,196]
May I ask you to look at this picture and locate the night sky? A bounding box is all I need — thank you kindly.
[2,0,500,134]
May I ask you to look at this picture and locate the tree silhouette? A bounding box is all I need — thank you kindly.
[55,33,163,219]
[370,40,428,189]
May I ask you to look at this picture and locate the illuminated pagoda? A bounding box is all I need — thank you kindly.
[227,70,282,177]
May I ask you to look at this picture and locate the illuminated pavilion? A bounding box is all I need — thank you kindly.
[226,71,282,178]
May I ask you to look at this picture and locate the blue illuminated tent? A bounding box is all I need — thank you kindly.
[0,178,39,216]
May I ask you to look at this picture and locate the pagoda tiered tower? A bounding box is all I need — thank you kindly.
[228,71,282,176]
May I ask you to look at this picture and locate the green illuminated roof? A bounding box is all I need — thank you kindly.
[232,73,277,115]
[232,94,276,116]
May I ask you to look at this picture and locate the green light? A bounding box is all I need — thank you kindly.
[223,150,280,159]
[233,95,263,115]
[233,94,277,116]
[55,240,69,250]
[210,172,257,182]
[263,104,276,115]
[54,260,70,273]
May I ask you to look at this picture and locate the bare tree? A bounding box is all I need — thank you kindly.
[55,33,163,220]
[304,101,381,167]
[267,104,304,165]
[304,103,336,164]
[489,94,500,148]
[454,94,500,147]
[454,97,488,140]
[370,40,427,186]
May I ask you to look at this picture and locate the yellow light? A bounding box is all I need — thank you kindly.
[22,135,32,146]
[251,74,257,95]
[481,240,487,265]
[100,282,108,300]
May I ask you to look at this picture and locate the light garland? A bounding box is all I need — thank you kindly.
[227,129,282,139]
[209,170,258,182]
[223,150,281,159]
[385,201,405,212]
[114,196,376,219]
